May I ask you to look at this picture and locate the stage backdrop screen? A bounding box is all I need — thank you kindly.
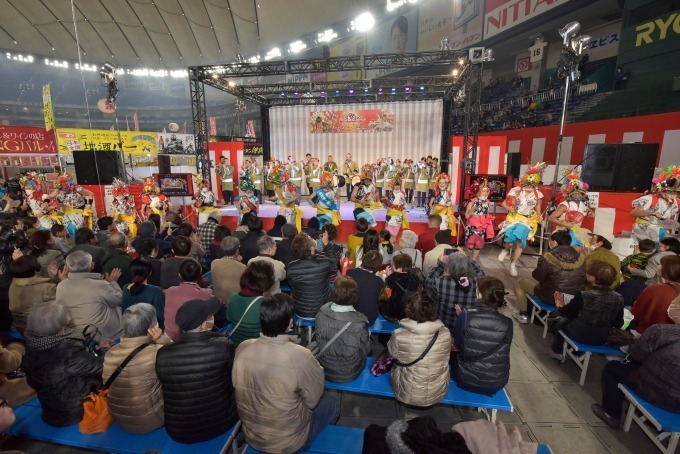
[269,100,443,166]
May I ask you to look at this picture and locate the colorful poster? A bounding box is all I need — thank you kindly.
[157,133,195,155]
[56,128,157,155]
[618,9,679,64]
[366,9,419,79]
[0,126,57,154]
[327,36,366,82]
[42,84,55,131]
[417,0,483,51]
[310,110,395,134]
[209,117,217,136]
[484,0,570,40]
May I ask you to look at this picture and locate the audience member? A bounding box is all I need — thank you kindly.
[96,216,115,248]
[396,230,422,270]
[423,230,453,276]
[267,214,287,238]
[585,234,621,290]
[24,302,104,427]
[621,238,656,282]
[514,230,586,323]
[8,255,57,333]
[239,216,264,264]
[103,303,171,434]
[550,261,624,360]
[274,223,298,267]
[67,227,106,273]
[346,250,384,324]
[232,293,339,453]
[287,233,333,318]
[631,255,680,333]
[134,238,163,287]
[379,230,394,265]
[233,212,253,240]
[160,236,192,290]
[315,276,371,382]
[0,338,36,407]
[28,230,64,277]
[415,214,442,256]
[355,229,381,269]
[57,250,123,342]
[227,261,275,346]
[131,221,158,256]
[347,218,369,264]
[197,210,222,253]
[378,253,421,322]
[176,222,205,262]
[122,258,165,329]
[452,276,512,395]
[388,289,452,407]
[0,224,28,330]
[317,223,343,282]
[248,235,285,295]
[628,237,680,284]
[211,236,247,304]
[102,232,134,287]
[303,217,321,240]
[164,258,214,341]
[209,225,231,261]
[51,224,72,255]
[156,297,238,443]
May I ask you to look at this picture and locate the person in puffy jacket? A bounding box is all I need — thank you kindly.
[286,232,335,318]
[514,230,585,323]
[452,276,512,395]
[23,302,104,427]
[315,276,371,382]
[8,254,57,333]
[103,303,171,434]
[378,253,422,322]
[388,289,452,407]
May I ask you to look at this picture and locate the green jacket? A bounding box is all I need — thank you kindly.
[226,293,264,345]
[585,247,622,290]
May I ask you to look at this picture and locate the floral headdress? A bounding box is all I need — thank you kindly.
[360,164,374,182]
[111,178,130,197]
[239,173,255,192]
[520,162,547,187]
[194,175,209,189]
[267,165,289,186]
[54,172,76,192]
[434,172,451,196]
[561,167,589,200]
[142,177,160,195]
[466,177,488,198]
[389,173,403,189]
[653,165,680,193]
[19,172,41,193]
[319,171,334,189]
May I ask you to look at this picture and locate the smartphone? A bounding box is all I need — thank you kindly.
[445,248,457,255]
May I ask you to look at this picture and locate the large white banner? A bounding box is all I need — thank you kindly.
[268,100,443,166]
[484,0,570,39]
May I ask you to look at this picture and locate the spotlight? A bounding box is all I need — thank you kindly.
[353,12,375,32]
[349,89,354,94]
[419,86,425,90]
[228,80,236,87]
[452,69,459,77]
[289,40,307,53]
[559,21,580,43]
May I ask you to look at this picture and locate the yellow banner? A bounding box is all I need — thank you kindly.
[42,84,55,131]
[56,128,158,155]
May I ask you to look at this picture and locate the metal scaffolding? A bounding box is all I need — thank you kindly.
[189,67,211,182]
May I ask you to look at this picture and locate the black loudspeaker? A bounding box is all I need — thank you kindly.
[72,150,122,185]
[158,155,171,174]
[507,153,522,179]
[581,143,659,192]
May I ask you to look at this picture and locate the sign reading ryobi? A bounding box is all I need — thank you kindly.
[484,0,569,39]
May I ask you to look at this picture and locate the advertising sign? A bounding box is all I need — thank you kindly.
[42,84,55,131]
[0,126,57,154]
[484,0,569,39]
[417,0,483,51]
[310,109,395,133]
[158,133,195,155]
[327,36,366,82]
[57,128,157,155]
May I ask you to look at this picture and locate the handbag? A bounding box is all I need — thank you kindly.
[370,331,440,377]
[227,296,264,341]
[607,327,636,347]
[79,343,149,434]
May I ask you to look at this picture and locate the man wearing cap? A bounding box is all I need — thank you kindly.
[156,297,238,444]
[585,233,622,290]
[197,209,222,253]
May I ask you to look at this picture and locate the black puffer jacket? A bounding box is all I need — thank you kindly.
[315,303,371,382]
[287,246,335,318]
[378,271,422,322]
[23,333,104,427]
[453,304,512,394]
[155,331,238,443]
[532,245,586,304]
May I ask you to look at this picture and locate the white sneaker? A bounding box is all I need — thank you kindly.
[498,250,508,262]
[549,350,564,361]
[513,312,529,324]
[510,263,518,277]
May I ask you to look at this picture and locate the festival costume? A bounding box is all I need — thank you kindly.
[20,173,62,231]
[499,163,546,248]
[431,173,456,235]
[141,177,170,223]
[402,167,415,202]
[384,163,397,191]
[353,166,380,227]
[110,178,138,237]
[54,173,93,237]
[555,169,592,247]
[192,177,217,226]
[315,171,341,229]
[236,174,259,223]
[632,165,680,242]
[216,163,234,203]
[383,176,410,237]
[269,166,303,232]
[464,179,494,250]
[308,166,321,190]
[375,163,387,198]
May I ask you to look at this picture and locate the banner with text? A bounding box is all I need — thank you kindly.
[158,133,195,155]
[484,0,570,39]
[310,109,395,133]
[0,126,57,154]
[57,128,158,155]
[42,84,55,131]
[417,0,483,51]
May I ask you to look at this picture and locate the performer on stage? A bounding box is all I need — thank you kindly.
[268,165,302,232]
[251,157,264,203]
[498,162,547,277]
[141,177,171,223]
[287,156,303,205]
[430,173,456,234]
[464,178,495,260]
[384,158,397,191]
[110,178,138,237]
[192,176,217,225]
[548,168,593,250]
[307,158,321,194]
[20,173,61,231]
[50,172,94,237]
[311,171,340,229]
[415,157,430,208]
[383,175,409,237]
[630,165,680,243]
[374,159,387,199]
[350,165,380,227]
[236,173,259,223]
[216,155,234,204]
[340,153,358,200]
[323,155,338,175]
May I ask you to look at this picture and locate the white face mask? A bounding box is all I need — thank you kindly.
[478,195,488,200]
[589,245,597,252]
[201,187,208,193]
[523,187,533,192]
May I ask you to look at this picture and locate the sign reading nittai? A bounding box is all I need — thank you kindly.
[635,11,680,47]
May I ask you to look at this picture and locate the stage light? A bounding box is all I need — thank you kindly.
[294,92,298,96]
[452,69,459,77]
[212,74,219,79]
[289,40,307,53]
[419,86,425,90]
[391,87,396,91]
[248,55,261,64]
[459,58,465,65]
[349,89,354,94]
[386,0,405,12]
[559,21,580,40]
[575,35,591,55]
[318,29,337,43]
[405,87,410,92]
[265,48,281,60]
[353,12,375,32]
[364,88,369,92]
[228,80,236,87]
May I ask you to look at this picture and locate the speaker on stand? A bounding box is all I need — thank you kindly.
[581,143,659,192]
[158,155,171,174]
[72,150,123,185]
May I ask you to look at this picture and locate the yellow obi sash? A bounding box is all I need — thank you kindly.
[432,205,456,236]
[64,206,92,229]
[116,214,138,237]
[386,207,410,229]
[317,206,341,226]
[506,211,540,241]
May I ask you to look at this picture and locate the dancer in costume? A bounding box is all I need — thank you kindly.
[21,173,62,230]
[141,177,171,223]
[192,176,217,225]
[374,159,387,199]
[402,159,415,204]
[548,168,593,250]
[236,173,259,223]
[268,165,302,232]
[50,172,94,237]
[384,157,397,191]
[215,155,234,204]
[464,178,495,260]
[310,171,340,229]
[630,165,680,243]
[498,162,547,277]
[383,175,409,237]
[430,173,456,234]
[110,178,138,237]
[415,157,430,208]
[350,165,380,227]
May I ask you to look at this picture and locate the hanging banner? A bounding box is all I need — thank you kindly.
[585,21,621,61]
[42,84,55,131]
[366,8,419,78]
[242,138,263,156]
[0,126,57,154]
[417,0,483,51]
[209,117,217,135]
[56,128,157,155]
[157,133,196,155]
[484,0,570,40]
[310,109,395,133]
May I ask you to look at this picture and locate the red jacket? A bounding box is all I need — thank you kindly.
[632,283,680,333]
[415,228,439,256]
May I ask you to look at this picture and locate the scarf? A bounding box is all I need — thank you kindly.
[25,327,81,351]
[317,188,338,210]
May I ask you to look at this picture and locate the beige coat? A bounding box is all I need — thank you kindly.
[103,334,171,434]
[248,255,285,295]
[0,343,36,407]
[232,334,325,454]
[388,318,452,407]
[9,276,57,333]
[56,272,123,341]
[37,249,65,278]
[211,257,247,304]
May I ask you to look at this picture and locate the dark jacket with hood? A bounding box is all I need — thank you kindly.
[286,243,336,318]
[532,245,586,304]
[378,271,422,322]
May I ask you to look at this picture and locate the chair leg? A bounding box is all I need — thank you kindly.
[666,432,680,454]
[561,340,568,364]
[542,317,548,339]
[578,352,591,386]
[622,401,635,432]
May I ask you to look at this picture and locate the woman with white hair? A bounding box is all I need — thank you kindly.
[395,230,422,270]
[103,303,171,434]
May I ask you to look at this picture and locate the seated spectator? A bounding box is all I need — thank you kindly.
[0,225,28,331]
[164,258,214,341]
[104,303,171,434]
[232,293,339,453]
[197,210,222,253]
[388,289,452,408]
[0,338,36,408]
[96,216,115,248]
[287,233,333,318]
[156,297,238,443]
[176,222,205,262]
[57,250,123,342]
[135,238,163,287]
[355,229,381,269]
[378,253,421,322]
[346,218,368,263]
[425,250,483,333]
[160,236,192,290]
[67,227,106,273]
[302,217,321,240]
[51,224,72,255]
[379,230,394,265]
[621,239,656,282]
[131,221,159,255]
[347,250,384,324]
[209,225,231,261]
[585,234,622,290]
[122,258,165,329]
[631,255,680,333]
[514,230,586,323]
[227,261,275,346]
[592,292,680,429]
[396,230,422,270]
[316,224,343,283]
[627,237,680,285]
[550,261,624,360]
[415,214,442,257]
[233,212,253,241]
[161,211,182,238]
[248,235,285,295]
[267,214,287,238]
[239,216,264,264]
[423,230,453,276]
[102,232,134,287]
[274,223,297,267]
[8,255,57,333]
[315,276,371,382]
[212,236,247,305]
[24,302,104,427]
[452,276,512,395]
[28,230,64,277]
